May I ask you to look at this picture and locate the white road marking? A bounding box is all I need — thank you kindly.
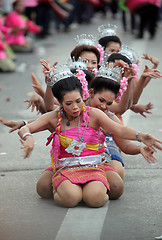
[55,202,109,240]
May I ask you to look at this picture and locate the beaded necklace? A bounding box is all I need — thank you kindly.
[64,114,88,156]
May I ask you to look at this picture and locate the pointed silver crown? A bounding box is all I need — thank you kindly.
[68,57,88,70]
[98,24,118,40]
[48,63,73,86]
[97,63,122,83]
[119,45,139,64]
[74,34,96,46]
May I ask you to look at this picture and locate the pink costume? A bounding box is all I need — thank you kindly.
[5,11,40,45]
[46,112,115,191]
[0,16,8,59]
[126,0,160,12]
[0,16,11,36]
[24,0,38,7]
[0,36,7,59]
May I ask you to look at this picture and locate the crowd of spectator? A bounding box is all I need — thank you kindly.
[0,0,161,73]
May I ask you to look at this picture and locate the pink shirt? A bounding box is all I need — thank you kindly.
[24,0,38,7]
[126,0,161,12]
[0,33,7,59]
[5,11,40,45]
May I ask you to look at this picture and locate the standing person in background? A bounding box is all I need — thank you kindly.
[54,0,75,32]
[36,0,69,38]
[24,0,38,21]
[118,0,136,34]
[126,0,160,39]
[110,0,118,18]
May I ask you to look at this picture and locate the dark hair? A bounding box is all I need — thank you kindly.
[71,45,100,64]
[98,36,121,50]
[90,76,120,97]
[12,0,22,9]
[12,0,19,8]
[108,53,132,65]
[70,68,95,89]
[52,76,82,103]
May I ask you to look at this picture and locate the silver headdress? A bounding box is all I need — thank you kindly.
[98,24,118,40]
[47,64,73,87]
[97,63,122,83]
[74,34,96,46]
[68,57,88,71]
[119,45,139,64]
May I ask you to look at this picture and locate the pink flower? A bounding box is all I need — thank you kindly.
[97,44,104,64]
[132,64,139,79]
[92,68,98,76]
[75,68,89,101]
[115,77,128,102]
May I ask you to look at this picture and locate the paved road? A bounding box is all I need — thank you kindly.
[0,12,162,240]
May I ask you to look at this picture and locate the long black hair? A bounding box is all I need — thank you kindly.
[108,53,132,65]
[98,36,121,50]
[70,68,95,89]
[71,45,100,64]
[52,76,82,103]
[90,76,120,97]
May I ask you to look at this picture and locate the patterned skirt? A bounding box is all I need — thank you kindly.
[52,163,116,191]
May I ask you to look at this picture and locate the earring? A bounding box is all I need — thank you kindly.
[60,104,63,114]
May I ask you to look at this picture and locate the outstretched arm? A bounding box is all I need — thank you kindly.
[18,110,58,158]
[133,65,162,104]
[106,112,157,163]
[40,59,59,111]
[24,93,46,114]
[142,54,159,88]
[91,108,162,151]
[0,117,34,133]
[130,102,153,118]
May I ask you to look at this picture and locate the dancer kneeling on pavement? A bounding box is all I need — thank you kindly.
[9,64,162,207]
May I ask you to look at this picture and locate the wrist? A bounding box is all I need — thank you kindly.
[137,144,142,154]
[136,131,142,142]
[22,132,32,140]
[23,120,28,126]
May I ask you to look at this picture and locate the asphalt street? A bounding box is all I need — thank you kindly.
[0,12,162,240]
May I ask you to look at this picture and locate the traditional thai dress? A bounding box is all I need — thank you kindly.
[46,119,116,191]
[0,32,16,72]
[5,11,40,52]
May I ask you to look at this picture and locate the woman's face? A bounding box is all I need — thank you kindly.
[80,51,98,72]
[89,89,115,112]
[62,90,83,119]
[15,2,25,14]
[105,42,120,55]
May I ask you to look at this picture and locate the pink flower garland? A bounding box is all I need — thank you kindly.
[75,68,89,101]
[92,67,98,77]
[132,63,139,80]
[97,43,104,64]
[115,77,128,102]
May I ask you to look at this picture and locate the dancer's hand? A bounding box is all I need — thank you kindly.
[140,146,157,164]
[24,93,43,114]
[40,59,58,81]
[20,136,34,158]
[124,65,136,81]
[138,133,162,151]
[132,102,153,118]
[32,73,45,98]
[0,117,24,133]
[142,54,159,66]
[142,65,162,79]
